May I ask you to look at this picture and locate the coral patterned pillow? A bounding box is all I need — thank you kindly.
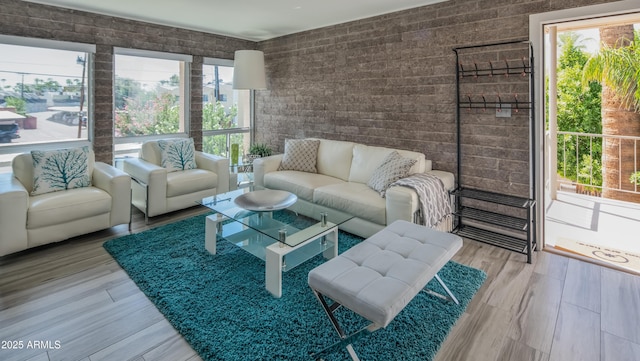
[158,138,197,172]
[31,146,92,195]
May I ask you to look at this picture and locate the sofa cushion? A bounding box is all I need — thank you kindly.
[348,144,426,184]
[27,187,111,229]
[348,145,389,184]
[316,139,354,181]
[313,183,386,225]
[367,151,417,197]
[158,138,197,172]
[265,171,344,202]
[278,139,320,173]
[31,146,93,196]
[396,149,426,173]
[166,169,218,198]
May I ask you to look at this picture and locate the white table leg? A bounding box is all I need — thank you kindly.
[265,244,285,298]
[264,225,339,298]
[205,214,225,255]
[322,227,339,259]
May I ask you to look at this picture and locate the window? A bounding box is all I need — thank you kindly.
[0,36,94,171]
[113,48,191,158]
[202,58,251,159]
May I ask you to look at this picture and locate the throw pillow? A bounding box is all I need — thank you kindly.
[278,139,320,173]
[367,151,417,197]
[31,146,92,195]
[157,138,196,172]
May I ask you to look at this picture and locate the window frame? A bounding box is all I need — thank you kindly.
[112,47,193,146]
[0,35,95,155]
[202,57,252,157]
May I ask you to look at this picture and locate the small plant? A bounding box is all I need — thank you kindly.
[630,171,640,185]
[249,143,272,157]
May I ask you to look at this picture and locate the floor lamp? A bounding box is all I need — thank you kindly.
[233,50,266,145]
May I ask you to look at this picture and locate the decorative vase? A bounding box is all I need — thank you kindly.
[231,144,239,165]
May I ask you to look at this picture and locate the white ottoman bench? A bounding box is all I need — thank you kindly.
[308,220,463,361]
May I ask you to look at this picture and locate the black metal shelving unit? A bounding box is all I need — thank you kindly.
[452,40,537,263]
[451,188,536,261]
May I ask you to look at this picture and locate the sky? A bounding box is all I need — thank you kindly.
[0,44,234,91]
[0,44,85,89]
[115,54,181,88]
[546,24,639,70]
[576,28,600,54]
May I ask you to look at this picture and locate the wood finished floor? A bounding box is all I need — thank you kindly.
[1,207,639,361]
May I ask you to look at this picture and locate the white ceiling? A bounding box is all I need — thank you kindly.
[25,0,447,41]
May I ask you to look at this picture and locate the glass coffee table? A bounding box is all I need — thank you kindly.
[199,188,353,298]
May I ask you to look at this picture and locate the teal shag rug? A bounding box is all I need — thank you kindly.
[104,213,486,361]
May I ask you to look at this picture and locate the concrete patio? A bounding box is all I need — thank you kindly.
[545,191,640,274]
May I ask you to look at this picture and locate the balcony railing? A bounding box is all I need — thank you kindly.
[557,131,640,196]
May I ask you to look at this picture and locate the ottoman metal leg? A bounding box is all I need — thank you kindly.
[424,274,460,305]
[310,273,459,361]
[310,290,380,361]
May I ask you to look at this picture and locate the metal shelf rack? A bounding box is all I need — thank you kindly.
[452,40,537,263]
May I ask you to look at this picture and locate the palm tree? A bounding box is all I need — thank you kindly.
[583,25,640,203]
[558,31,591,53]
[554,31,603,191]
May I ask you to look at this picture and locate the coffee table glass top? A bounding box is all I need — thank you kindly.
[199,188,354,248]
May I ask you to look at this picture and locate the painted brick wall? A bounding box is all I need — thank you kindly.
[256,0,615,198]
[0,0,254,164]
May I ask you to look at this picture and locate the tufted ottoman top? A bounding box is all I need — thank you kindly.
[308,220,463,328]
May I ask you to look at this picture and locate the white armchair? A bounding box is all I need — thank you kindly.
[0,148,131,257]
[122,139,230,221]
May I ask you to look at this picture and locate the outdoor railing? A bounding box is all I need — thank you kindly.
[557,130,640,196]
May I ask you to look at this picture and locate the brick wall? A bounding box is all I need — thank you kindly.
[0,0,619,190]
[0,0,254,164]
[256,0,615,198]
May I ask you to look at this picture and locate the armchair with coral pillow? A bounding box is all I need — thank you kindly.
[122,138,230,221]
[0,146,131,257]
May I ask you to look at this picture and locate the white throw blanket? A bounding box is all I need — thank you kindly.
[390,173,452,228]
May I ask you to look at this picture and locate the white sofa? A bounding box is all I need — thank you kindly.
[0,149,131,257]
[253,138,455,239]
[123,139,230,220]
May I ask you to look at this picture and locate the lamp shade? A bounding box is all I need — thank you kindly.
[232,50,266,90]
